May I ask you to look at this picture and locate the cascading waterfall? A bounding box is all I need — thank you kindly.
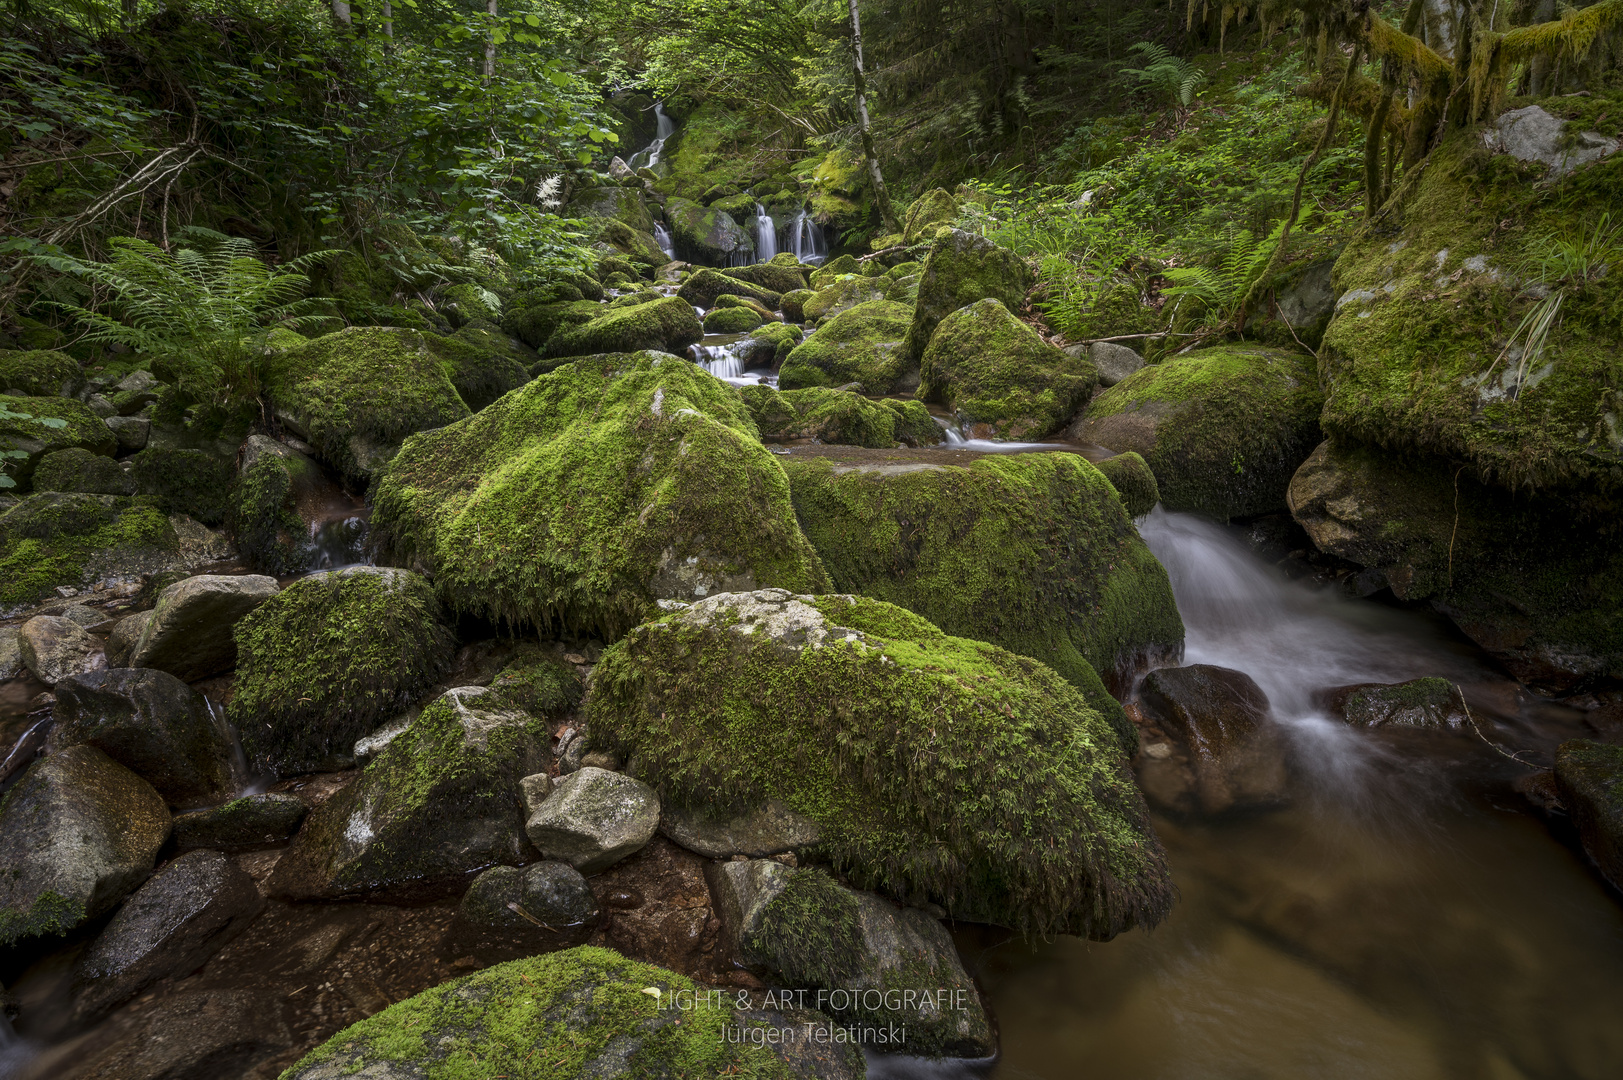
[753,203,777,262]
[653,222,675,259]
[784,208,827,263]
[627,102,675,170]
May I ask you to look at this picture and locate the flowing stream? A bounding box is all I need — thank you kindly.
[626,102,674,170]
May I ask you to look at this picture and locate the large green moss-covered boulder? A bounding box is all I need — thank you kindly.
[722,263,809,295]
[676,267,782,309]
[0,493,180,611]
[703,305,764,334]
[372,352,828,639]
[808,254,860,291]
[33,447,133,496]
[1073,345,1322,520]
[502,299,602,351]
[800,276,887,324]
[267,686,549,900]
[230,566,458,777]
[902,188,959,245]
[592,217,670,268]
[784,452,1181,744]
[544,296,702,359]
[0,349,79,397]
[665,196,753,264]
[261,328,475,485]
[778,300,915,395]
[443,327,534,410]
[590,590,1173,938]
[742,321,803,367]
[279,947,821,1080]
[920,298,1097,440]
[1321,131,1623,492]
[740,385,943,448]
[0,394,116,489]
[129,446,235,526]
[1288,439,1623,690]
[564,185,656,233]
[905,229,1033,360]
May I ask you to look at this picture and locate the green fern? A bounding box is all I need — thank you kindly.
[30,227,339,403]
[1120,42,1209,108]
[1160,215,1295,330]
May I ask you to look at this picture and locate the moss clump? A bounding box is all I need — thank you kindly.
[920,298,1096,440]
[437,283,501,327]
[0,350,79,397]
[800,276,887,325]
[721,263,808,295]
[778,300,916,395]
[676,267,782,309]
[780,288,815,322]
[543,296,702,359]
[129,446,234,525]
[484,645,586,715]
[703,306,764,334]
[593,255,643,282]
[372,352,829,639]
[231,567,456,777]
[33,448,133,496]
[750,866,865,988]
[0,493,179,610]
[785,453,1181,745]
[1321,130,1623,492]
[262,328,474,485]
[502,299,602,351]
[0,394,117,488]
[280,947,795,1080]
[906,229,1033,360]
[1094,451,1159,517]
[1062,279,1163,342]
[743,322,803,367]
[740,385,942,449]
[1076,345,1323,520]
[902,188,960,245]
[590,591,1172,938]
[809,254,861,290]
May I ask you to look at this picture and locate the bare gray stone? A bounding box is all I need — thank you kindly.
[525,766,660,873]
[18,614,102,685]
[128,573,280,680]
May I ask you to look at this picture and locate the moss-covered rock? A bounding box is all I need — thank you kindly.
[544,296,703,359]
[592,217,670,268]
[1073,345,1323,520]
[722,263,809,295]
[676,267,782,309]
[434,328,532,411]
[905,229,1033,360]
[592,254,643,283]
[1554,740,1623,891]
[740,385,943,449]
[743,322,803,367]
[0,493,180,612]
[0,394,116,489]
[665,197,753,264]
[230,566,458,777]
[1288,439,1623,690]
[809,255,861,291]
[502,299,602,351]
[778,300,915,395]
[800,276,887,325]
[920,298,1096,440]
[1062,278,1163,341]
[226,436,321,575]
[279,947,810,1080]
[129,446,235,526]
[0,349,79,397]
[372,352,828,638]
[266,686,548,899]
[703,305,765,334]
[902,188,960,245]
[607,288,663,310]
[810,148,867,223]
[780,288,814,323]
[33,448,133,496]
[1321,129,1623,492]
[1094,451,1159,517]
[262,328,474,485]
[564,185,656,234]
[436,283,501,328]
[785,452,1180,738]
[591,590,1172,938]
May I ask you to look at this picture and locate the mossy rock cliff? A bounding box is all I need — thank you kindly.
[590,590,1173,938]
[1072,345,1323,520]
[778,300,915,395]
[372,352,828,639]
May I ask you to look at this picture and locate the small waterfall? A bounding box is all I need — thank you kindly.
[754,204,777,262]
[691,340,746,380]
[653,222,675,260]
[627,102,675,170]
[785,209,827,264]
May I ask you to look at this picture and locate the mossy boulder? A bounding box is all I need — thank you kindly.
[676,267,782,309]
[33,447,133,496]
[372,352,828,638]
[778,300,915,395]
[809,254,861,290]
[0,394,116,489]
[564,185,656,234]
[920,298,1097,440]
[905,229,1033,360]
[230,567,458,777]
[1321,130,1623,492]
[593,254,642,282]
[784,452,1181,744]
[1064,278,1163,341]
[742,322,803,367]
[544,296,703,359]
[902,188,960,245]
[722,263,809,294]
[129,446,235,526]
[810,148,867,223]
[261,328,475,485]
[280,947,823,1080]
[503,299,602,351]
[741,386,942,448]
[267,686,549,900]
[436,283,501,327]
[592,590,1172,938]
[1094,451,1159,517]
[592,217,670,268]
[432,328,532,411]
[1073,345,1323,520]
[1288,439,1623,691]
[703,305,765,334]
[0,493,180,612]
[665,197,753,264]
[780,288,815,323]
[0,349,79,397]
[800,276,887,324]
[227,436,322,574]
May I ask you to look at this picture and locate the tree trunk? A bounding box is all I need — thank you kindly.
[1529,0,1557,96]
[331,0,351,30]
[848,0,900,236]
[484,0,498,83]
[382,0,394,49]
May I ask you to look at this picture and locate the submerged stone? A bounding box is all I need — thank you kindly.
[1324,677,1470,732]
[1133,664,1289,815]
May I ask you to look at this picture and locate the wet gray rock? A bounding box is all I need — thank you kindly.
[1484,104,1620,178]
[71,849,264,1021]
[1088,341,1145,387]
[105,414,151,453]
[710,860,994,1057]
[170,791,308,851]
[1272,258,1339,342]
[525,766,660,873]
[0,625,21,679]
[49,667,236,806]
[519,772,553,813]
[660,798,823,859]
[56,602,106,628]
[0,745,171,947]
[1323,677,1470,732]
[1554,739,1623,891]
[104,609,153,668]
[1134,663,1290,815]
[18,614,102,685]
[127,573,280,680]
[459,860,600,930]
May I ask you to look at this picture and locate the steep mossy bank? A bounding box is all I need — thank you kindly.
[371,352,828,638]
